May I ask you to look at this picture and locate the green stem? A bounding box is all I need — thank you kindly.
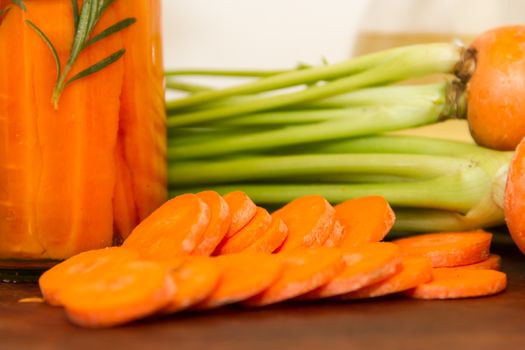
[166,43,459,115]
[169,164,489,213]
[165,68,286,78]
[168,102,446,160]
[166,79,213,93]
[168,154,471,186]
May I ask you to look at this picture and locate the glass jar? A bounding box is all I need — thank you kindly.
[0,0,166,267]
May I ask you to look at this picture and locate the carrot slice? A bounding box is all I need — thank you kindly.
[301,243,401,300]
[39,247,140,306]
[223,191,257,237]
[435,254,502,272]
[197,253,283,309]
[244,247,345,307]
[393,231,492,267]
[164,257,221,313]
[406,269,507,300]
[343,256,433,299]
[335,196,395,247]
[323,220,346,248]
[61,260,175,328]
[192,191,231,256]
[123,194,210,259]
[214,207,272,255]
[273,195,336,252]
[244,218,289,253]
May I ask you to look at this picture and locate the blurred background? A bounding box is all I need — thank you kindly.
[161,0,525,140]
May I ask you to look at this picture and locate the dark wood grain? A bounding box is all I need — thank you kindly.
[2,234,525,350]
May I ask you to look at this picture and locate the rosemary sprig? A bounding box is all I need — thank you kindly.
[24,0,135,109]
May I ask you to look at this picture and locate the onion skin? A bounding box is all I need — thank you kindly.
[467,26,525,151]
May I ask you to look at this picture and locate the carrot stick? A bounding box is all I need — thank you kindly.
[342,256,433,299]
[123,194,210,259]
[243,218,289,253]
[273,195,336,252]
[39,247,140,306]
[113,0,167,222]
[214,207,272,255]
[192,191,231,256]
[61,260,175,328]
[163,257,221,313]
[244,247,345,307]
[301,243,401,300]
[405,269,507,300]
[323,220,346,248]
[0,5,44,258]
[392,230,492,267]
[434,254,501,272]
[197,253,283,309]
[335,196,395,247]
[223,191,257,238]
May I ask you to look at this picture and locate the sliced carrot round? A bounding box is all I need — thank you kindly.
[335,196,395,247]
[323,220,346,248]
[123,193,210,259]
[274,195,336,252]
[406,269,507,300]
[193,191,231,256]
[223,191,257,238]
[244,247,345,307]
[301,243,401,300]
[62,260,175,328]
[197,253,283,309]
[343,256,433,299]
[244,218,289,254]
[392,230,492,267]
[164,257,221,313]
[39,247,139,306]
[214,207,272,255]
[436,254,501,272]
[505,137,525,254]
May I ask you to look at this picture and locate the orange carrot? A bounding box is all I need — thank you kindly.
[335,196,395,247]
[301,243,401,300]
[323,220,346,248]
[113,0,167,222]
[223,191,257,237]
[214,207,272,255]
[123,194,210,259]
[406,269,507,300]
[343,256,433,299]
[465,26,525,150]
[244,218,289,253]
[197,253,283,309]
[193,191,231,256]
[435,254,501,272]
[39,247,139,306]
[273,195,336,252]
[505,138,525,254]
[244,247,345,307]
[61,260,175,328]
[393,231,492,267]
[164,257,221,313]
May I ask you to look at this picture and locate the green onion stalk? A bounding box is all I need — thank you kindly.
[165,42,512,233]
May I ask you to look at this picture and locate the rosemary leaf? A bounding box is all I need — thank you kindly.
[25,20,62,81]
[11,0,26,11]
[65,49,125,86]
[85,18,136,47]
[71,0,79,32]
[99,0,117,15]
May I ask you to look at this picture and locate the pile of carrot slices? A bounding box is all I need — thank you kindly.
[39,192,507,328]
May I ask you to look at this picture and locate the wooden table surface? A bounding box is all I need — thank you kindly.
[1,233,525,350]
